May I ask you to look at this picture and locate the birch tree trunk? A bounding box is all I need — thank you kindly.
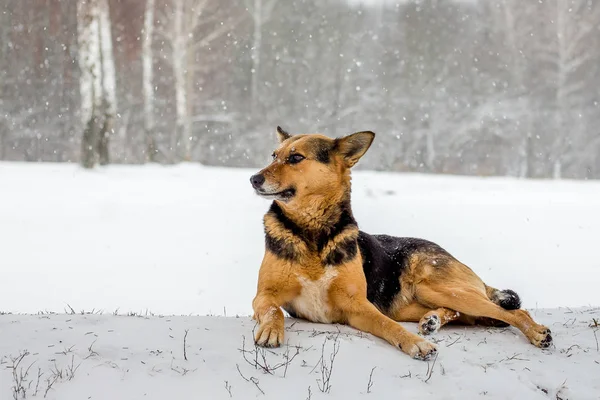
[248,0,276,114]
[143,0,157,161]
[172,0,190,161]
[98,0,116,166]
[77,0,103,168]
[553,0,567,179]
[184,44,195,161]
[250,0,262,113]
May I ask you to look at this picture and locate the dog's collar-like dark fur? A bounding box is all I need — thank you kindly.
[265,200,359,265]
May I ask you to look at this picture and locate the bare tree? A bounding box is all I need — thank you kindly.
[478,0,540,177]
[498,0,537,177]
[143,0,157,161]
[98,0,116,165]
[171,0,189,160]
[537,0,599,178]
[245,0,277,113]
[399,1,477,173]
[157,0,241,161]
[76,0,117,168]
[77,0,103,168]
[3,0,600,179]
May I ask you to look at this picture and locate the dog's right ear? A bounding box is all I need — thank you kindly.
[276,126,292,143]
[334,131,375,167]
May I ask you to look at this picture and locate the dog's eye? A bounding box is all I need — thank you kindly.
[288,154,305,164]
[271,153,277,160]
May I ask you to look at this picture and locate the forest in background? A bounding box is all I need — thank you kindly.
[0,0,599,179]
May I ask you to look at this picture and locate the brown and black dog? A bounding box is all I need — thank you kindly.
[249,127,552,360]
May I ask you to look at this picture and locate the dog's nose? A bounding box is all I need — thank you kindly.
[250,174,265,189]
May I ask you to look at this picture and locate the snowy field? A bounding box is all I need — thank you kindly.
[1,308,598,400]
[1,162,599,314]
[1,162,600,399]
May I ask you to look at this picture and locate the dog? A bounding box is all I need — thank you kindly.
[249,127,552,360]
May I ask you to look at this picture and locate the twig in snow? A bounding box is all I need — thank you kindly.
[306,385,312,400]
[239,336,273,374]
[57,345,75,355]
[316,334,340,393]
[287,320,298,331]
[236,364,250,382]
[33,367,43,396]
[446,335,462,347]
[224,380,232,397]
[170,359,195,376]
[44,375,59,398]
[424,352,438,383]
[536,385,549,395]
[238,335,300,375]
[236,363,264,395]
[65,355,81,381]
[500,353,529,363]
[49,361,64,380]
[85,339,99,359]
[555,379,568,400]
[184,329,189,361]
[282,340,300,378]
[9,350,34,400]
[563,344,581,355]
[283,342,292,377]
[367,367,376,393]
[250,377,265,395]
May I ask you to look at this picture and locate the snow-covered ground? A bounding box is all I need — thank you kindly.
[1,162,600,399]
[1,309,598,399]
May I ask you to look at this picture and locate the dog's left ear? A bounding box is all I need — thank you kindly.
[276,126,292,143]
[334,131,375,167]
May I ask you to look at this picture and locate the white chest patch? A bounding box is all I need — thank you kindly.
[289,268,338,323]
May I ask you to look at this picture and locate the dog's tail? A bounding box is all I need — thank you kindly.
[485,285,522,310]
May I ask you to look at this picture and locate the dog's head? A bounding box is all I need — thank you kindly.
[250,126,375,206]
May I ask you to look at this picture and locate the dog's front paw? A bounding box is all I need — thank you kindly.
[254,321,284,348]
[400,335,438,361]
[409,339,438,361]
[419,314,441,335]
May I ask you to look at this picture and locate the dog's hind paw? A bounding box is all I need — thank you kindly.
[419,314,441,336]
[529,325,553,349]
